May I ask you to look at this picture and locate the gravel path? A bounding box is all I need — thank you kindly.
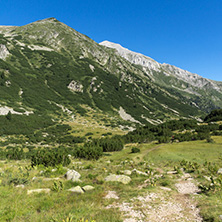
[106,172,202,221]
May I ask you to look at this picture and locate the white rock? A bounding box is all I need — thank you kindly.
[65,170,81,182]
[68,186,84,194]
[104,191,119,199]
[82,185,94,191]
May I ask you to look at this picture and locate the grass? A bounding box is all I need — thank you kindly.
[143,137,222,166]
[1,137,222,221]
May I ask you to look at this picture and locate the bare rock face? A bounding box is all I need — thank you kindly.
[0,44,10,60]
[68,80,83,93]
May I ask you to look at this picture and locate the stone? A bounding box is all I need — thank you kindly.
[15,184,25,188]
[160,186,172,191]
[68,80,83,93]
[0,44,10,60]
[82,185,94,192]
[104,191,119,199]
[68,186,84,194]
[65,170,81,182]
[105,174,131,184]
[219,215,222,221]
[43,177,60,181]
[132,169,148,176]
[217,168,222,174]
[167,171,177,175]
[27,188,50,195]
[123,170,132,175]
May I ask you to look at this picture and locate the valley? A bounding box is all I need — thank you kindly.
[0,18,222,222]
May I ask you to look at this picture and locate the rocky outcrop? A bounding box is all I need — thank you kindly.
[68,80,83,93]
[0,44,10,60]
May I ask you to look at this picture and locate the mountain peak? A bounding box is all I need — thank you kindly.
[35,17,58,23]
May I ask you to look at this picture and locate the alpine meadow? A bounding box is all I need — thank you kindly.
[0,18,222,221]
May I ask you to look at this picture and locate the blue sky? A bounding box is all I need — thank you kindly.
[1,0,222,81]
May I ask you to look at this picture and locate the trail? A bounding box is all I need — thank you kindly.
[106,169,202,221]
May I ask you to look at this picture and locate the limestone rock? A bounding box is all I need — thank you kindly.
[104,191,119,199]
[105,174,131,184]
[64,170,81,182]
[167,171,177,175]
[217,168,222,174]
[27,188,50,195]
[132,169,148,176]
[123,170,132,175]
[82,185,94,192]
[15,184,25,188]
[68,80,83,93]
[0,44,10,60]
[68,186,84,194]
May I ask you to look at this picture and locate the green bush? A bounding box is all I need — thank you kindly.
[131,147,140,153]
[31,149,71,167]
[73,144,103,160]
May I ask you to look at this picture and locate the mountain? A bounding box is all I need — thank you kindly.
[100,41,222,111]
[0,18,221,132]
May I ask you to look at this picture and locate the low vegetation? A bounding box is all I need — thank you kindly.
[0,111,222,221]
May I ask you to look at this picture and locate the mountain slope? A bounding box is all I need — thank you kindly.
[0,18,220,131]
[100,41,222,112]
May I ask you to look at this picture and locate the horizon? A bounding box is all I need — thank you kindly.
[1,0,221,81]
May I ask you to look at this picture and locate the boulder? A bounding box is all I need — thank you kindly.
[217,168,222,174]
[15,184,25,188]
[104,191,119,199]
[68,186,84,194]
[105,174,131,184]
[167,171,177,175]
[123,170,132,175]
[132,169,148,176]
[82,185,94,192]
[65,170,81,182]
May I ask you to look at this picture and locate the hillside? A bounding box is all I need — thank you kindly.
[0,18,221,133]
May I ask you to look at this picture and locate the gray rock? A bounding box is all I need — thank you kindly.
[65,170,81,182]
[68,186,84,194]
[82,185,94,192]
[132,169,148,176]
[219,215,222,221]
[27,188,50,195]
[217,168,222,174]
[43,177,60,181]
[105,174,131,184]
[160,186,172,191]
[123,170,132,175]
[15,184,25,188]
[167,171,177,175]
[104,191,119,199]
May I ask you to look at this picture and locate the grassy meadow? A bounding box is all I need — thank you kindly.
[0,135,222,221]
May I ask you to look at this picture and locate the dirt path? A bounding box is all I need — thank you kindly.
[106,171,202,221]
